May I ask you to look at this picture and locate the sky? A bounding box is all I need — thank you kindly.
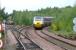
[0,0,76,13]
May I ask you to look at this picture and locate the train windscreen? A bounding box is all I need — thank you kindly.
[35,16,42,21]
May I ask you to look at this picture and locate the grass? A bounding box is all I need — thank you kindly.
[49,29,76,40]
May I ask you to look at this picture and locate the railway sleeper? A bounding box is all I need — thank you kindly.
[16,42,42,50]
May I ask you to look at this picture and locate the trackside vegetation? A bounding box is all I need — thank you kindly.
[0,8,8,21]
[10,6,76,39]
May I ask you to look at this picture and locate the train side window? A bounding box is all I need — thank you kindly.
[43,18,51,21]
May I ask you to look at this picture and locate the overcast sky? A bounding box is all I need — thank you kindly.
[0,0,76,13]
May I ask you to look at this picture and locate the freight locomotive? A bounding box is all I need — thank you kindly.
[33,16,53,29]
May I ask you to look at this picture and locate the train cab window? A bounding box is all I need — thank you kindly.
[35,16,42,21]
[35,16,41,19]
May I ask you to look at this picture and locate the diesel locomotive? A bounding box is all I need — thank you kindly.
[33,16,53,29]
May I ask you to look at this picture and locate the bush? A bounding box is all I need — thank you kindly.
[51,22,59,31]
[51,31,76,40]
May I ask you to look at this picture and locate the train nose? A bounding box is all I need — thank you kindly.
[34,22,42,28]
[37,22,39,24]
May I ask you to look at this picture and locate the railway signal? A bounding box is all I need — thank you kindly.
[73,17,76,32]
[73,17,76,24]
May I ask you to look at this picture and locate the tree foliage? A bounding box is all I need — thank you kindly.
[0,8,8,21]
[11,6,76,32]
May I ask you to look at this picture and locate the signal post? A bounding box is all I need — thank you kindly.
[0,22,4,49]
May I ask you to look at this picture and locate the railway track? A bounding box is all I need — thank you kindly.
[26,28,64,50]
[11,25,42,50]
[7,25,76,50]
[35,28,76,50]
[17,26,76,50]
[8,25,64,50]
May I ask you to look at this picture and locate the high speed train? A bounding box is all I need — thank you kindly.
[33,16,53,29]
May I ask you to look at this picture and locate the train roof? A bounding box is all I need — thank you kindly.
[34,16,42,17]
[43,17,54,18]
[34,16,54,19]
[34,16,43,19]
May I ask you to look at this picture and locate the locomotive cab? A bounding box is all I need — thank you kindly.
[33,16,43,29]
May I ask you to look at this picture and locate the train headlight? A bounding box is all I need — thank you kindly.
[37,22,40,24]
[35,21,42,24]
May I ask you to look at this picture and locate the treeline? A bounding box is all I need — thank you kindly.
[11,6,76,32]
[0,8,8,21]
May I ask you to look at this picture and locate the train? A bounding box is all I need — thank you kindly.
[33,16,53,29]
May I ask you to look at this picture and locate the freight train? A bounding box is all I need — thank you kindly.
[33,16,53,29]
